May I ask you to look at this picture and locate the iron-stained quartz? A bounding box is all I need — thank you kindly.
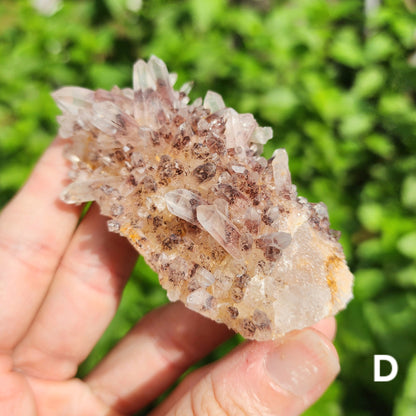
[53,56,353,340]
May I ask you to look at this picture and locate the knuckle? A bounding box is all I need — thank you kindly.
[143,310,200,374]
[206,373,234,416]
[206,371,270,416]
[186,372,246,416]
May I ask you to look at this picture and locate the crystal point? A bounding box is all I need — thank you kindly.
[196,205,243,260]
[203,90,225,113]
[272,148,292,193]
[52,86,94,115]
[165,189,204,225]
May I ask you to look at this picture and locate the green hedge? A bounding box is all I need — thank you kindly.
[1,1,416,414]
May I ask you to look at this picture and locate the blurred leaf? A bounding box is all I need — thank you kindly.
[0,163,31,189]
[260,87,298,122]
[394,354,416,416]
[364,294,416,355]
[337,301,375,354]
[353,66,386,97]
[88,63,130,89]
[330,27,364,67]
[303,381,343,416]
[354,269,386,300]
[402,175,416,210]
[357,238,385,261]
[366,32,396,62]
[396,265,416,288]
[358,203,384,232]
[397,232,416,259]
[364,134,394,158]
[340,113,374,138]
[104,0,143,18]
[379,93,414,117]
[190,0,225,32]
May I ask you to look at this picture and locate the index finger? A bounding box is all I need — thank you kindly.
[0,138,82,350]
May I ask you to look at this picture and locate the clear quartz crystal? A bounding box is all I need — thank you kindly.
[203,91,225,113]
[224,109,257,150]
[194,267,215,287]
[107,220,120,233]
[258,232,292,249]
[52,86,94,115]
[196,205,243,260]
[54,55,353,341]
[252,126,273,145]
[165,189,204,225]
[272,148,292,192]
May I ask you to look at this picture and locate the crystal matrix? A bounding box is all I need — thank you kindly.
[53,56,353,341]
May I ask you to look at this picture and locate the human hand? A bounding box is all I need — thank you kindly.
[0,139,340,415]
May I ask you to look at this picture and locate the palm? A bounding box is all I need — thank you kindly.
[0,140,339,416]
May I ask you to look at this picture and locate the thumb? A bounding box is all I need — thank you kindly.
[153,328,340,416]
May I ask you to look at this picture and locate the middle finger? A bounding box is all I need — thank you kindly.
[13,204,138,380]
[85,301,232,415]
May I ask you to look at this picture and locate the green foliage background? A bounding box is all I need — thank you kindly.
[1,0,416,414]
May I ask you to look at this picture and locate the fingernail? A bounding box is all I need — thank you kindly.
[265,329,340,397]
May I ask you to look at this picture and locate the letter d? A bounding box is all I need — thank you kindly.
[374,355,398,382]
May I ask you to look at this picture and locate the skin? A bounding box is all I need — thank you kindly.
[0,139,340,416]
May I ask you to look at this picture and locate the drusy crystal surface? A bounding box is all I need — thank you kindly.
[53,56,353,340]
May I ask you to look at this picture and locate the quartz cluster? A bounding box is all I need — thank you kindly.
[53,56,353,340]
